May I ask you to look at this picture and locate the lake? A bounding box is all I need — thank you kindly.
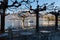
[5,15,60,29]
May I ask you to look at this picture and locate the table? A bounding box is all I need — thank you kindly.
[0,33,8,40]
[40,30,51,40]
[0,33,8,37]
[20,32,33,40]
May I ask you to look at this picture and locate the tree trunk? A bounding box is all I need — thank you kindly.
[22,18,25,29]
[55,15,58,30]
[36,11,39,33]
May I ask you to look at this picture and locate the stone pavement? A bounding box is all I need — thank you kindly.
[0,28,60,40]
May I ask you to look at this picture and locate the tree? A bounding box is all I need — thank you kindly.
[18,11,29,29]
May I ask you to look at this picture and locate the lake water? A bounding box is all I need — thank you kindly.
[5,15,60,29]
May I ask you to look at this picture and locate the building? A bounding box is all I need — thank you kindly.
[42,14,55,26]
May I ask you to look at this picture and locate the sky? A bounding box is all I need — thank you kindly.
[6,0,60,14]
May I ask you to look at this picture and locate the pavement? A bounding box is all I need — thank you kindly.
[0,28,60,40]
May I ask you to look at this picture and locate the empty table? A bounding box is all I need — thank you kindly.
[0,33,8,40]
[40,30,51,40]
[20,32,33,40]
[0,33,8,37]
